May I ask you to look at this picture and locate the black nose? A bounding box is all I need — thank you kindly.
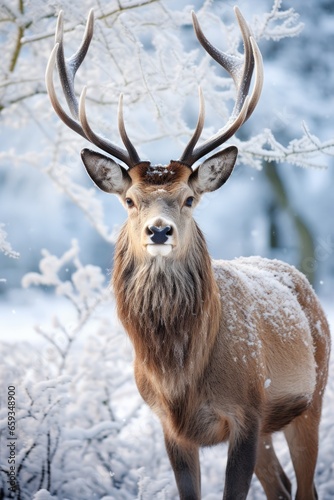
[148,225,172,244]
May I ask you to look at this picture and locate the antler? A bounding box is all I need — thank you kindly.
[45,10,141,169]
[180,7,263,167]
[46,8,262,170]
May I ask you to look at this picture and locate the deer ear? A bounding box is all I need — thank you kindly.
[189,146,238,194]
[81,149,131,194]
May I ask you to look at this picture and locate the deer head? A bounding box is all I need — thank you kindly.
[45,7,263,259]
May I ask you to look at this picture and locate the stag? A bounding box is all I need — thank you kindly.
[46,7,330,500]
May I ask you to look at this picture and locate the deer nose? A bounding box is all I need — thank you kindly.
[147,225,173,244]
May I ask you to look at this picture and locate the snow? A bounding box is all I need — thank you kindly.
[264,378,271,389]
[33,490,56,500]
[213,256,313,346]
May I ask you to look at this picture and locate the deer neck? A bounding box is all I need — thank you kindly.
[112,221,221,378]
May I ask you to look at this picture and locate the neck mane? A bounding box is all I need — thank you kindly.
[112,221,221,376]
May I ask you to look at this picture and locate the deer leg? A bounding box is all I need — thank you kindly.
[164,435,201,500]
[255,434,292,499]
[284,407,321,500]
[223,422,258,500]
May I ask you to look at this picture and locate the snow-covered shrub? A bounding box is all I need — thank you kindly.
[0,241,173,499]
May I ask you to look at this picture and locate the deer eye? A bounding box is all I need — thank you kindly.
[185,196,194,207]
[125,198,134,208]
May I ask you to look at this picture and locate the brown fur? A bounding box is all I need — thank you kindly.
[129,161,192,186]
[113,219,220,378]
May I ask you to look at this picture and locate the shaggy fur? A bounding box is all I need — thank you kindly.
[112,209,330,500]
[113,219,221,377]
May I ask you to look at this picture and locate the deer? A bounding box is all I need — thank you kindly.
[45,6,331,500]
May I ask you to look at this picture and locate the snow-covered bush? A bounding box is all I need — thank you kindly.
[1,241,172,499]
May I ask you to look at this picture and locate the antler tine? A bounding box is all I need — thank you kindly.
[231,6,254,117]
[179,87,205,165]
[45,42,87,140]
[46,10,141,169]
[55,9,94,119]
[245,36,264,121]
[79,87,136,167]
[118,94,141,165]
[180,7,263,167]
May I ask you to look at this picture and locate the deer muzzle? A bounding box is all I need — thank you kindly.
[143,219,176,256]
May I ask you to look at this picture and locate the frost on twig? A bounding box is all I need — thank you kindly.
[46,162,118,244]
[237,125,334,170]
[253,0,304,41]
[22,239,107,307]
[0,223,19,259]
[22,240,111,373]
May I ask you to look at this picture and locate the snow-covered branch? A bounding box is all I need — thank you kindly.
[22,239,109,314]
[237,125,334,170]
[253,0,304,41]
[46,163,118,243]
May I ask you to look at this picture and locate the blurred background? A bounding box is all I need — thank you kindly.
[1,0,333,301]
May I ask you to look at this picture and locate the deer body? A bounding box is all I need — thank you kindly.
[46,7,331,499]
[110,162,330,499]
[117,240,324,441]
